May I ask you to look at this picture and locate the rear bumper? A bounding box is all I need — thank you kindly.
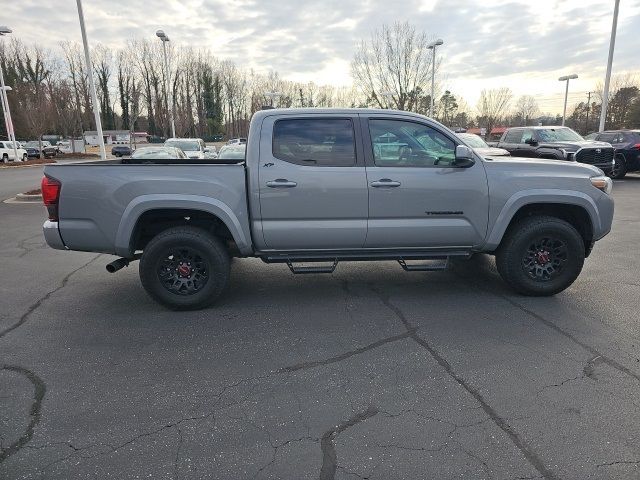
[43,220,67,250]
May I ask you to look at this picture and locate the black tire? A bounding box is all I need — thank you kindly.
[496,216,584,296]
[139,226,230,310]
[2,154,8,162]
[22,153,28,161]
[609,154,627,179]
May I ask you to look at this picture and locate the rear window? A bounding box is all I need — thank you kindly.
[597,133,618,143]
[272,118,356,166]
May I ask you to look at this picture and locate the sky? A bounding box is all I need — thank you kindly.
[3,0,640,113]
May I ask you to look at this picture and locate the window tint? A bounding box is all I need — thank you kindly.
[597,133,617,143]
[504,129,522,143]
[272,118,356,166]
[369,119,456,167]
[520,129,534,143]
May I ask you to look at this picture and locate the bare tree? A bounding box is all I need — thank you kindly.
[476,87,513,137]
[351,22,436,111]
[514,95,539,126]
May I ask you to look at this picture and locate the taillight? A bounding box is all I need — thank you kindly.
[41,175,61,221]
[633,143,640,150]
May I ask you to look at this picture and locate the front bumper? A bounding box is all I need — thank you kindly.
[43,220,67,250]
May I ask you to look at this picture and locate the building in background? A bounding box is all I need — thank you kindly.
[83,130,150,146]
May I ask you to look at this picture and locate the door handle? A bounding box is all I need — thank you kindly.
[370,179,401,188]
[266,179,298,188]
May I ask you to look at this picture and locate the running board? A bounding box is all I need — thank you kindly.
[397,258,448,272]
[286,259,338,274]
[262,250,471,263]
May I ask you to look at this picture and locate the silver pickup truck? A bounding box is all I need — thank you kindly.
[42,108,614,310]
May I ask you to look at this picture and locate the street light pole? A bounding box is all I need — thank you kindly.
[599,0,620,132]
[75,1,106,161]
[156,30,176,139]
[558,74,578,126]
[427,39,443,118]
[0,26,20,163]
[265,91,282,108]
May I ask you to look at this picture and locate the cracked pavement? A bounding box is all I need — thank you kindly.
[1,167,640,479]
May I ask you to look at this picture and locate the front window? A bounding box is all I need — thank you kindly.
[165,140,200,152]
[536,128,583,142]
[369,119,456,167]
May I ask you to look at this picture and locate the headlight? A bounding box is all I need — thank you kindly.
[590,175,613,194]
[560,149,576,160]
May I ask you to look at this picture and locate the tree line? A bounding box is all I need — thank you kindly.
[1,21,639,143]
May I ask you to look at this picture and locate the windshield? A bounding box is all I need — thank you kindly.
[218,145,246,160]
[165,140,200,151]
[537,128,583,142]
[132,147,184,159]
[459,134,488,148]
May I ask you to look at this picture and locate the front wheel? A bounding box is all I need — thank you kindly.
[496,216,585,296]
[609,154,627,179]
[2,154,8,163]
[139,226,230,310]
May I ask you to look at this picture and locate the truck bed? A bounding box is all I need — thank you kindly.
[43,162,252,256]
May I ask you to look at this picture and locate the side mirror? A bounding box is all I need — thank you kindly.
[525,138,538,146]
[204,148,211,153]
[454,145,476,168]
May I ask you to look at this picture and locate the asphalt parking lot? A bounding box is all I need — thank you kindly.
[1,166,640,480]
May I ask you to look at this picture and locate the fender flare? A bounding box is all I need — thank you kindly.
[484,189,600,250]
[113,194,251,257]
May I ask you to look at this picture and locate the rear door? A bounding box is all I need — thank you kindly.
[258,114,368,250]
[362,115,489,248]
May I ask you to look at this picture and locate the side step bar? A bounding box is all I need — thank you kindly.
[261,250,471,275]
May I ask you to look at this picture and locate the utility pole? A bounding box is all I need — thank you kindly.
[156,30,176,139]
[427,39,443,118]
[585,91,592,134]
[0,26,20,163]
[559,74,578,126]
[599,0,620,132]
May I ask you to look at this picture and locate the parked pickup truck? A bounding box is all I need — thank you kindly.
[42,109,615,310]
[495,126,615,175]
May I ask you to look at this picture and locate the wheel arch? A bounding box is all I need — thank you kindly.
[485,191,599,256]
[114,194,252,257]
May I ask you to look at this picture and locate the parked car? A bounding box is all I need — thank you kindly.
[164,138,211,159]
[227,138,247,145]
[591,130,640,179]
[42,108,614,310]
[0,141,28,162]
[25,141,57,158]
[128,146,188,160]
[495,126,614,175]
[57,140,72,154]
[457,133,510,157]
[217,144,246,160]
[111,145,132,157]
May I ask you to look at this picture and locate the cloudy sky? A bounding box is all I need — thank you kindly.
[3,0,640,112]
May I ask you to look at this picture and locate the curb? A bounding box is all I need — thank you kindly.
[3,194,43,204]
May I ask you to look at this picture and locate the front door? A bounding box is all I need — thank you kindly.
[258,115,368,250]
[363,116,489,248]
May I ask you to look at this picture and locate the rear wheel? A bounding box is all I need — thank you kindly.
[139,226,230,310]
[2,154,8,163]
[22,153,27,161]
[496,216,584,296]
[609,154,627,179]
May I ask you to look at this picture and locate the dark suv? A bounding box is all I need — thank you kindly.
[496,126,614,175]
[591,130,640,179]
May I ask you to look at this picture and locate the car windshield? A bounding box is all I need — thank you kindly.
[537,128,583,142]
[165,140,200,151]
[132,147,183,159]
[459,134,488,148]
[218,145,246,160]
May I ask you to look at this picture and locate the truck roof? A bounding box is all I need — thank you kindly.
[251,108,433,122]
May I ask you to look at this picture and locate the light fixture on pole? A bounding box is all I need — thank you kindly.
[558,73,578,126]
[75,2,106,160]
[156,30,176,139]
[427,38,443,117]
[599,0,620,133]
[264,91,282,108]
[0,26,21,163]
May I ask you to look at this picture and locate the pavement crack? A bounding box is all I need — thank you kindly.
[16,233,47,259]
[173,426,183,480]
[369,285,558,480]
[535,375,583,396]
[320,406,378,480]
[278,330,414,373]
[596,459,640,468]
[0,254,101,340]
[0,365,46,464]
